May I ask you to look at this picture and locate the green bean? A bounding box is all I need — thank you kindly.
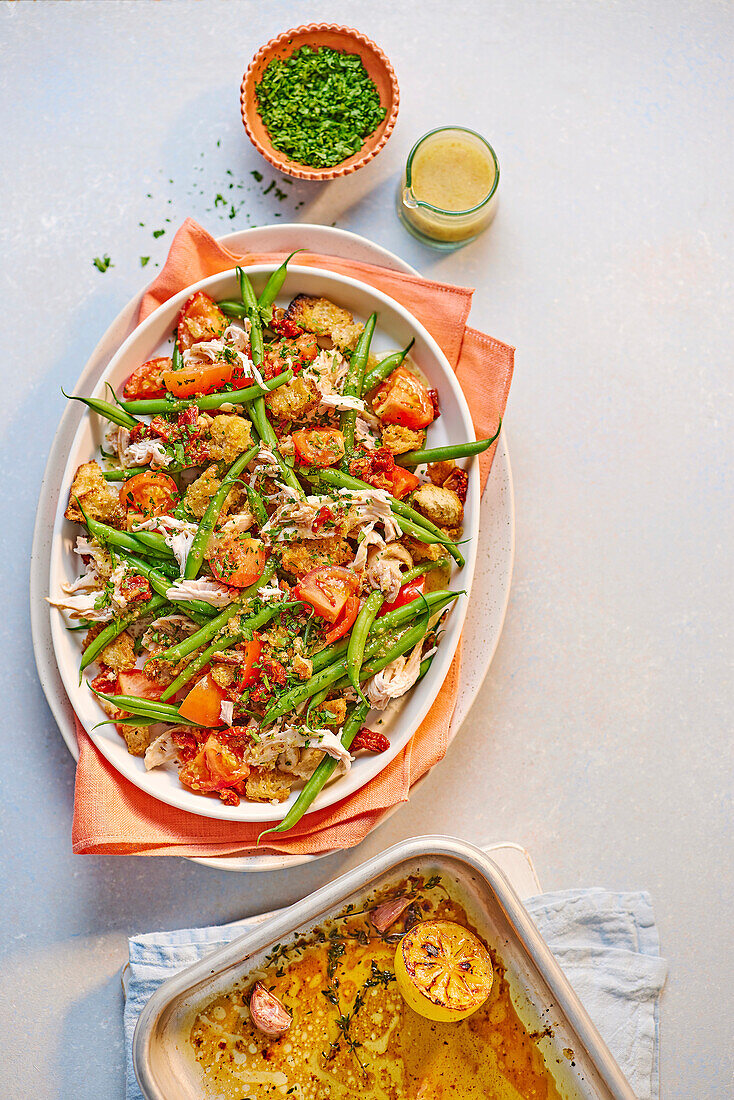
[258,650,438,841]
[245,397,304,498]
[258,700,370,841]
[310,588,457,673]
[160,601,298,701]
[154,557,278,663]
[183,446,258,580]
[171,331,183,373]
[126,528,174,558]
[361,338,415,394]
[80,593,168,674]
[118,371,293,415]
[237,267,263,365]
[309,468,465,567]
[305,684,330,723]
[62,388,139,429]
[347,590,383,702]
[246,484,268,527]
[102,468,140,482]
[78,505,171,562]
[91,689,204,724]
[340,312,377,463]
[397,420,502,468]
[257,250,304,323]
[218,299,248,319]
[119,551,218,619]
[261,608,433,726]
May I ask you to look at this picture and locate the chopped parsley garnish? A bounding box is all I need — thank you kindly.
[140,256,150,267]
[255,46,386,169]
[152,228,166,239]
[92,254,113,273]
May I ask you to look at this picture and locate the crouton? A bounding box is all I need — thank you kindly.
[208,415,252,463]
[381,424,426,456]
[65,461,125,527]
[265,375,319,422]
[118,723,153,757]
[284,295,363,352]
[210,664,235,691]
[292,653,313,681]
[427,460,456,486]
[412,484,464,528]
[320,697,347,726]
[245,768,292,804]
[98,630,136,672]
[280,536,352,579]
[401,536,449,564]
[183,465,244,519]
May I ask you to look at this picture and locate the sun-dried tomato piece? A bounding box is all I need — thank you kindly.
[351,728,390,753]
[442,468,468,504]
[428,388,441,421]
[91,670,118,696]
[349,446,395,492]
[118,574,152,605]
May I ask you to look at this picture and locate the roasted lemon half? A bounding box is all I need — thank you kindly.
[395,920,493,1022]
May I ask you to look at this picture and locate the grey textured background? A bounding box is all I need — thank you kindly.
[0,1,732,1096]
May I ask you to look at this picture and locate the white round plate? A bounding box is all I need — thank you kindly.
[30,225,514,866]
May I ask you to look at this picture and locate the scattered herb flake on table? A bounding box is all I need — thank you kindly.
[255,46,386,169]
[92,254,113,273]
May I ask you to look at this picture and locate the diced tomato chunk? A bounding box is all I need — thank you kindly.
[117,670,165,700]
[295,565,359,623]
[122,357,171,401]
[377,579,424,617]
[389,466,420,499]
[179,673,228,727]
[373,366,435,430]
[323,596,360,644]
[177,292,226,352]
[207,537,268,588]
[292,428,345,467]
[262,333,318,380]
[178,732,250,796]
[163,360,233,398]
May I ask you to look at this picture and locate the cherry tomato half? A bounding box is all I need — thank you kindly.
[122,356,171,401]
[292,428,345,468]
[263,333,318,380]
[117,669,165,700]
[207,536,268,589]
[119,471,179,520]
[177,292,227,352]
[295,565,360,624]
[373,366,435,430]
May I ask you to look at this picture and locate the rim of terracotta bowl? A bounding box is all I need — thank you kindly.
[240,23,400,181]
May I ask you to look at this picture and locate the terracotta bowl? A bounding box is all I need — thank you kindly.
[240,23,399,181]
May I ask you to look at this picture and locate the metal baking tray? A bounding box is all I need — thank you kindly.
[133,835,636,1099]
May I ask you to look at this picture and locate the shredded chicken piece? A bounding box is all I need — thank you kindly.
[351,523,385,572]
[219,511,254,537]
[107,425,171,469]
[144,729,182,770]
[166,577,232,608]
[220,700,234,727]
[251,722,352,773]
[183,322,263,386]
[365,641,425,710]
[318,393,367,413]
[365,541,413,602]
[132,516,198,574]
[337,487,403,541]
[46,590,113,622]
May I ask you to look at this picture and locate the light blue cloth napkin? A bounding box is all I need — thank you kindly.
[124,887,666,1100]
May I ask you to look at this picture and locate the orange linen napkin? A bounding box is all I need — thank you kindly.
[71,219,514,856]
